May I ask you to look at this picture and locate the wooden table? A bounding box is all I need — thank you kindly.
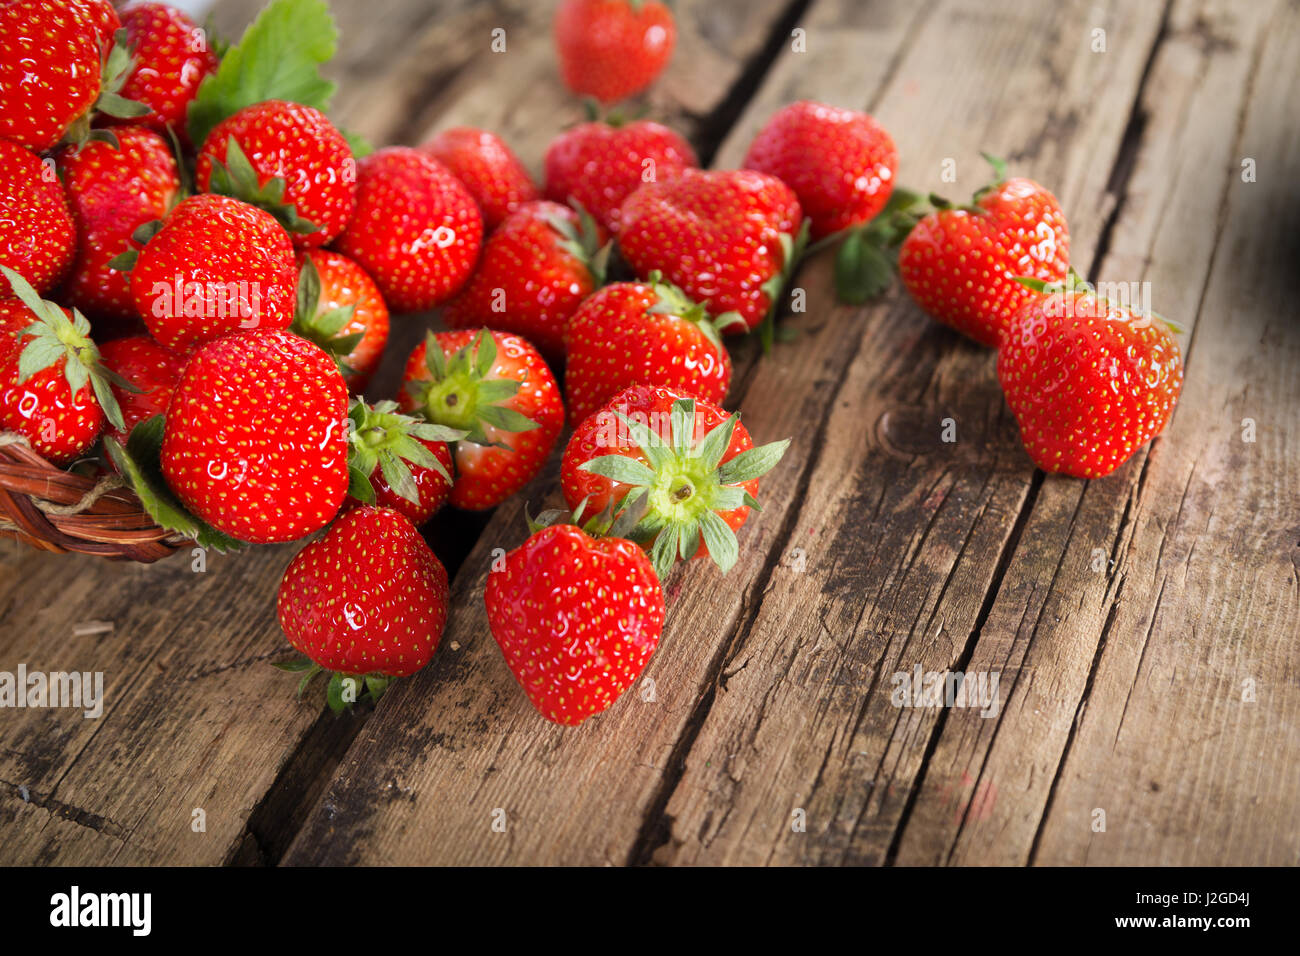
[1,0,1295,866]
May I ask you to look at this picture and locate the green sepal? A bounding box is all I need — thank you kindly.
[345,397,464,510]
[756,218,811,353]
[207,137,318,235]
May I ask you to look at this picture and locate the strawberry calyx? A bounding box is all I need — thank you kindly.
[546,200,612,285]
[61,28,151,148]
[272,657,393,713]
[408,330,540,447]
[345,398,465,509]
[643,270,738,346]
[292,255,361,373]
[105,219,164,273]
[205,137,319,236]
[754,218,811,352]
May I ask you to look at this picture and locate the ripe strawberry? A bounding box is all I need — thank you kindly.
[115,3,219,140]
[126,194,298,351]
[564,276,731,427]
[997,273,1183,479]
[56,127,180,321]
[334,147,483,313]
[292,250,389,394]
[399,330,563,511]
[544,119,696,234]
[898,156,1069,347]
[97,334,184,447]
[562,386,787,577]
[443,200,606,360]
[0,0,101,151]
[484,523,665,725]
[160,329,349,544]
[554,0,675,104]
[421,127,540,233]
[196,100,357,249]
[0,141,76,295]
[71,0,122,49]
[619,169,805,335]
[344,399,462,526]
[743,100,898,241]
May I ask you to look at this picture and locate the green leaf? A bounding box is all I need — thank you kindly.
[649,523,681,580]
[614,412,673,472]
[474,378,520,405]
[698,509,740,573]
[341,128,373,158]
[669,398,695,455]
[473,329,497,378]
[694,414,737,471]
[716,439,791,485]
[326,672,350,713]
[835,230,893,304]
[477,403,540,433]
[347,464,376,503]
[579,454,656,487]
[272,657,315,673]
[377,451,419,506]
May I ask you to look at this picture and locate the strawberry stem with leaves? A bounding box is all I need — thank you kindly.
[407,330,540,446]
[345,398,465,508]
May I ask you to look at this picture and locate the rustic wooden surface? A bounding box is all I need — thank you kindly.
[0,0,1295,866]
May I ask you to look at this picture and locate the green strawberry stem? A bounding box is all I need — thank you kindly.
[273,657,394,712]
[208,137,318,235]
[408,330,540,447]
[345,398,465,507]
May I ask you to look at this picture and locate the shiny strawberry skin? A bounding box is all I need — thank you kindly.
[97,334,184,447]
[130,194,298,351]
[278,505,449,678]
[421,127,540,233]
[898,178,1070,347]
[484,523,665,725]
[298,249,390,393]
[116,3,219,140]
[160,329,350,544]
[0,0,101,151]
[57,127,180,320]
[544,120,696,234]
[554,0,675,104]
[71,0,121,48]
[0,140,77,295]
[334,147,483,313]
[743,100,897,240]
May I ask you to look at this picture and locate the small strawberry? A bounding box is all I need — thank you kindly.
[0,140,76,295]
[292,250,390,393]
[97,334,184,447]
[344,399,463,526]
[421,127,540,232]
[115,2,219,141]
[554,0,675,104]
[399,330,563,511]
[544,119,696,234]
[484,523,665,725]
[562,386,787,577]
[743,100,898,241]
[443,200,607,360]
[998,272,1183,479]
[334,147,483,313]
[160,329,349,544]
[564,275,731,427]
[124,194,298,351]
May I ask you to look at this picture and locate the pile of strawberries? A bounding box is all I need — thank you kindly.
[0,0,1182,727]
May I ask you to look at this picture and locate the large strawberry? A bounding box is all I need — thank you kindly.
[443,200,606,360]
[554,0,675,104]
[399,330,563,511]
[125,194,298,351]
[196,99,356,249]
[292,250,389,394]
[0,0,101,150]
[421,127,540,233]
[334,147,483,313]
[344,399,462,526]
[998,272,1183,479]
[544,119,696,234]
[160,329,349,544]
[563,276,731,427]
[115,2,219,141]
[484,523,665,725]
[97,334,184,447]
[0,141,76,295]
[562,386,787,577]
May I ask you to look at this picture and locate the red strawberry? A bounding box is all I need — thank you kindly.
[293,250,390,394]
[743,100,898,241]
[421,127,540,232]
[554,0,675,104]
[997,273,1183,478]
[97,334,184,447]
[618,168,805,334]
[564,277,731,427]
[334,147,483,313]
[71,0,121,49]
[344,399,462,526]
[0,140,76,295]
[898,156,1069,347]
[127,194,298,351]
[196,100,357,249]
[484,523,665,725]
[562,385,787,577]
[115,2,219,140]
[278,506,449,689]
[399,329,563,511]
[544,119,696,234]
[0,0,101,151]
[443,200,606,360]
[160,329,349,544]
[56,127,180,321]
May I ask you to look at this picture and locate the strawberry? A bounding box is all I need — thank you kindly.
[898,155,1069,347]
[125,194,298,351]
[0,140,76,295]
[160,329,349,544]
[443,200,606,360]
[56,126,180,321]
[543,119,696,234]
[344,399,462,526]
[618,168,806,335]
[399,330,563,511]
[554,0,675,104]
[334,147,483,313]
[561,386,787,577]
[97,334,184,447]
[292,250,389,394]
[484,523,665,725]
[0,0,100,151]
[997,272,1183,479]
[421,127,540,233]
[743,100,898,241]
[115,2,219,141]
[71,0,122,49]
[196,99,357,249]
[563,276,731,427]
